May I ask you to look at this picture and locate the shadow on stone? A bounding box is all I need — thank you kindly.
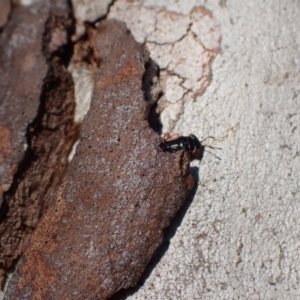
[0,199,8,225]
[143,58,163,134]
[148,101,163,134]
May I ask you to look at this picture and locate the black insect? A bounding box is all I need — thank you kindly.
[160,133,220,160]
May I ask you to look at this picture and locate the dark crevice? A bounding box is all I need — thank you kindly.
[0,200,8,224]
[142,58,161,102]
[42,11,75,64]
[148,101,163,134]
[142,58,163,134]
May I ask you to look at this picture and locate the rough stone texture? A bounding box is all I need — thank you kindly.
[4,20,194,300]
[0,0,78,285]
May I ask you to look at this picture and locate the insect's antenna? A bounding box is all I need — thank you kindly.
[201,136,222,150]
[201,136,215,143]
[200,136,222,160]
[204,149,221,160]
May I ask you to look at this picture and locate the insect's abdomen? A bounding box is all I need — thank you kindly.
[178,137,193,151]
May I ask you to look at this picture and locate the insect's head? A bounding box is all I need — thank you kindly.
[192,136,221,161]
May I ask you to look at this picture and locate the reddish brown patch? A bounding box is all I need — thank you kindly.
[192,6,213,18]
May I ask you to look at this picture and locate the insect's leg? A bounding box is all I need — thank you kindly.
[204,149,222,160]
[205,145,223,150]
[201,136,222,150]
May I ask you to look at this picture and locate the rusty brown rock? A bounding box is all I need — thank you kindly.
[4,20,194,299]
[0,0,78,281]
